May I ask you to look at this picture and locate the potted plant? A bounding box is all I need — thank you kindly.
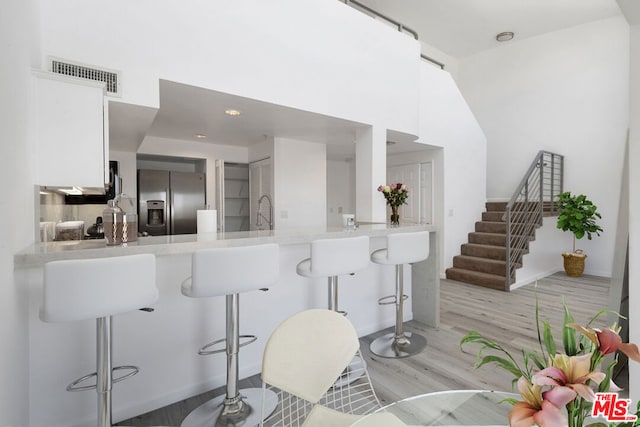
[556,192,603,277]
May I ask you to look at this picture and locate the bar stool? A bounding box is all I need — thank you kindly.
[296,235,370,314]
[370,231,430,358]
[296,235,370,386]
[180,244,279,427]
[41,254,159,427]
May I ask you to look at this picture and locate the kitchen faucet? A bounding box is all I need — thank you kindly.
[256,194,273,230]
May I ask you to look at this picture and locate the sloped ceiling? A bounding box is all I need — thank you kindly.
[355,0,622,57]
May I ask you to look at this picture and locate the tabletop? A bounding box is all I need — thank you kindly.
[351,390,517,426]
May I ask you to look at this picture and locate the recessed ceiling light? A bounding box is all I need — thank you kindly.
[496,32,514,42]
[224,109,241,116]
[194,133,207,139]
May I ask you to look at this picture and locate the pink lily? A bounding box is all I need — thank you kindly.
[568,323,640,362]
[533,353,605,402]
[509,376,575,427]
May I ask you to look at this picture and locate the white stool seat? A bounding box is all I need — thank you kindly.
[370,231,430,266]
[41,254,158,427]
[42,254,158,322]
[182,244,279,298]
[296,235,370,278]
[370,231,430,359]
[180,243,279,427]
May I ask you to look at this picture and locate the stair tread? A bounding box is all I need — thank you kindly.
[446,267,506,280]
[470,231,535,237]
[454,255,506,265]
[463,242,528,250]
[445,267,511,291]
[477,220,533,225]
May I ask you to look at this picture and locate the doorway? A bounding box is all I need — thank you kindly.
[387,161,433,224]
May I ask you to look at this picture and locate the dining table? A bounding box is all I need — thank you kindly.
[351,390,518,426]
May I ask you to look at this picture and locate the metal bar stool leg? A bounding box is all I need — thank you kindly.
[97,316,112,427]
[180,293,278,427]
[218,293,249,423]
[370,264,427,358]
[326,276,365,388]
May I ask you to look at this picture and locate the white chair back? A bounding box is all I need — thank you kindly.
[262,309,358,403]
[184,244,279,297]
[307,236,370,277]
[260,309,381,426]
[375,231,430,265]
[41,254,158,322]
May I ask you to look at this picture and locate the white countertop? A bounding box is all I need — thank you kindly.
[15,223,438,268]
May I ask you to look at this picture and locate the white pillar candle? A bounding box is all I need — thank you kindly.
[197,210,217,234]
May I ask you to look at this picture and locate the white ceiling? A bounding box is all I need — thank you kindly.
[110,1,625,160]
[148,80,368,148]
[355,0,622,58]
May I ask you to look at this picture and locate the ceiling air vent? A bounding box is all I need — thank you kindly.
[50,58,121,97]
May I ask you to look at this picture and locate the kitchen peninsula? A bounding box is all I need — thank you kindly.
[16,223,438,427]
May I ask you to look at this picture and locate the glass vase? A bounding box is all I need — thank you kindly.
[390,205,400,225]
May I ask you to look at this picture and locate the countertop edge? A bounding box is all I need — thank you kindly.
[15,224,438,269]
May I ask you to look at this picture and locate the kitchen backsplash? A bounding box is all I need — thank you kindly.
[39,189,131,241]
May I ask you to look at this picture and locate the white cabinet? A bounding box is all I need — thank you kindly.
[32,71,108,187]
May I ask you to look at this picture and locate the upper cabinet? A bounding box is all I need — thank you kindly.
[32,71,108,188]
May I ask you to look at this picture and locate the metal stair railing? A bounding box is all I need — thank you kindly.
[503,151,564,290]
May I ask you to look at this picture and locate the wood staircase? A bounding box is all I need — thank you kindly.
[447,151,564,291]
[446,202,522,290]
[445,201,558,291]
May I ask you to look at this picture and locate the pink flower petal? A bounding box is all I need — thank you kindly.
[619,342,640,363]
[532,400,568,427]
[570,383,597,402]
[578,371,605,385]
[608,378,622,392]
[533,367,566,386]
[569,353,594,380]
[543,386,576,408]
[597,329,622,355]
[509,401,537,427]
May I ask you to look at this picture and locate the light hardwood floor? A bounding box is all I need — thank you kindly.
[117,273,626,425]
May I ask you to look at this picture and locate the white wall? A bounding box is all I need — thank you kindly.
[110,150,137,197]
[39,0,420,136]
[0,0,38,424]
[419,40,460,80]
[137,137,248,211]
[457,17,630,277]
[417,62,487,274]
[327,159,356,227]
[628,23,640,403]
[273,138,327,229]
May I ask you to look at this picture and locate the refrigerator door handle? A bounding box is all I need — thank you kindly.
[168,187,173,235]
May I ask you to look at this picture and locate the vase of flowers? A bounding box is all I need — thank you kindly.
[460,301,640,427]
[378,183,409,225]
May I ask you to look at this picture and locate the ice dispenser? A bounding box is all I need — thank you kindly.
[146,200,165,226]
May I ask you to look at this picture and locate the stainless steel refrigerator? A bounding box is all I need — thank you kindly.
[137,169,206,235]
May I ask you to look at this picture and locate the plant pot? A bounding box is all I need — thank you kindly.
[562,251,587,277]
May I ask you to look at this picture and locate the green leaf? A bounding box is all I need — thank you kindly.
[475,355,523,378]
[543,321,556,356]
[562,300,577,356]
[598,357,618,393]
